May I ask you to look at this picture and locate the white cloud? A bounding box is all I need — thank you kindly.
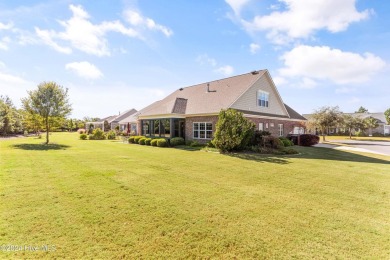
[123,10,173,37]
[228,0,371,45]
[225,0,251,15]
[299,77,317,89]
[0,22,13,30]
[249,43,260,54]
[65,61,103,80]
[196,54,217,67]
[35,4,171,56]
[0,36,11,50]
[215,65,234,76]
[272,76,287,86]
[335,87,356,94]
[279,45,386,84]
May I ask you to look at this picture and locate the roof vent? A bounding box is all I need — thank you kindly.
[206,83,216,93]
[179,88,183,91]
[251,70,259,75]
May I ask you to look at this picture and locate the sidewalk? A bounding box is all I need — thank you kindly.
[314,143,388,156]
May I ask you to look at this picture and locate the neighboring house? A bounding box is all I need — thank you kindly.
[135,70,306,142]
[118,111,139,133]
[110,108,137,130]
[303,112,390,136]
[85,115,117,132]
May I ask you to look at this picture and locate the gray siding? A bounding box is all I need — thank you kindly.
[230,74,288,116]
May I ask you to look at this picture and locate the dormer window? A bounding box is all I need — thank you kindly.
[257,91,269,107]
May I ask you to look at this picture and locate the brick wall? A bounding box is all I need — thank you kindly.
[247,117,304,137]
[185,116,218,143]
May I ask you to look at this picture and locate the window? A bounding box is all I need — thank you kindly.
[257,91,269,107]
[265,123,269,129]
[278,124,284,137]
[142,121,150,136]
[193,122,212,139]
[259,123,264,131]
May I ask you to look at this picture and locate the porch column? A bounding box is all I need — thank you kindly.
[170,119,174,138]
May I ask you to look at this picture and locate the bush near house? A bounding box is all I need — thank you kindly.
[157,139,168,147]
[106,130,116,140]
[151,139,158,146]
[139,138,147,145]
[128,136,135,143]
[145,138,152,145]
[279,137,294,147]
[170,137,185,147]
[134,136,143,144]
[299,134,319,146]
[79,133,87,140]
[89,128,105,140]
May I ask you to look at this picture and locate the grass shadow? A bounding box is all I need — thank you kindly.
[12,143,70,151]
[226,152,290,164]
[295,146,390,164]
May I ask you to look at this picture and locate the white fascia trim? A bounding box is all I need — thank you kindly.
[138,114,186,120]
[184,113,219,118]
[243,114,306,122]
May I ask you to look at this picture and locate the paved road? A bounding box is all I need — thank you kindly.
[328,140,390,156]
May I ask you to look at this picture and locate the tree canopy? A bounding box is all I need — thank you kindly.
[0,95,22,135]
[385,108,390,125]
[22,82,72,144]
[355,106,369,113]
[309,106,342,141]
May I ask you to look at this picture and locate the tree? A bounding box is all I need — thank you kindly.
[309,106,342,141]
[342,114,365,139]
[213,109,255,152]
[20,109,43,134]
[22,82,72,144]
[355,106,368,113]
[364,117,379,136]
[385,108,390,125]
[0,95,22,135]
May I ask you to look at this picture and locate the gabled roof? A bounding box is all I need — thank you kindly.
[139,70,266,116]
[137,70,304,120]
[111,108,137,123]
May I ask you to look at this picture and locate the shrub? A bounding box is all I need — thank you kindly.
[80,133,87,140]
[157,139,168,147]
[355,131,366,137]
[134,136,143,144]
[90,128,105,140]
[283,147,299,154]
[23,130,28,136]
[128,136,135,143]
[190,141,201,147]
[185,140,192,146]
[279,137,293,147]
[139,138,147,145]
[299,134,319,146]
[106,130,116,140]
[213,109,255,152]
[88,134,94,140]
[151,139,158,146]
[372,132,384,137]
[77,128,86,134]
[170,137,185,147]
[145,138,152,145]
[207,140,215,148]
[262,136,284,149]
[249,130,271,146]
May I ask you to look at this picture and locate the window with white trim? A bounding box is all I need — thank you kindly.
[259,123,264,131]
[193,122,213,139]
[278,124,284,137]
[257,91,269,107]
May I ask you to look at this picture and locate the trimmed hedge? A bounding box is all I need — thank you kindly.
[139,138,147,145]
[145,138,152,145]
[79,133,87,140]
[151,139,158,146]
[299,134,319,146]
[128,136,135,143]
[106,130,116,140]
[157,139,168,147]
[134,136,143,144]
[279,137,293,147]
[170,137,185,147]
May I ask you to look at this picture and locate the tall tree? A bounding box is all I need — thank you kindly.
[355,106,368,113]
[342,114,365,139]
[22,82,72,144]
[0,95,22,135]
[309,106,342,141]
[385,108,390,125]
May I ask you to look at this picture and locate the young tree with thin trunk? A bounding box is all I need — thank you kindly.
[342,114,359,139]
[22,82,72,144]
[309,106,342,141]
[385,108,390,125]
[364,117,379,136]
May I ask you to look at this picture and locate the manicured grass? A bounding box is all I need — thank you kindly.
[0,133,389,258]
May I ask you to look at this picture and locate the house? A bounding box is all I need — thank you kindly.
[109,108,137,131]
[118,111,139,133]
[85,108,137,132]
[134,70,306,142]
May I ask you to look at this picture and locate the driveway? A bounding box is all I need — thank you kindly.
[317,140,390,156]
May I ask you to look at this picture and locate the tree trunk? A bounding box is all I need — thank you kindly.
[349,128,352,139]
[45,117,49,144]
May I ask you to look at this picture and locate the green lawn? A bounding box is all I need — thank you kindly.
[321,135,390,142]
[0,133,389,259]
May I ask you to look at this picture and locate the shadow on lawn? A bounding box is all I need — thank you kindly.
[226,153,290,164]
[12,143,70,151]
[296,146,390,165]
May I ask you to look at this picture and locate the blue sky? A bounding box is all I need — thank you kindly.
[0,0,389,118]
